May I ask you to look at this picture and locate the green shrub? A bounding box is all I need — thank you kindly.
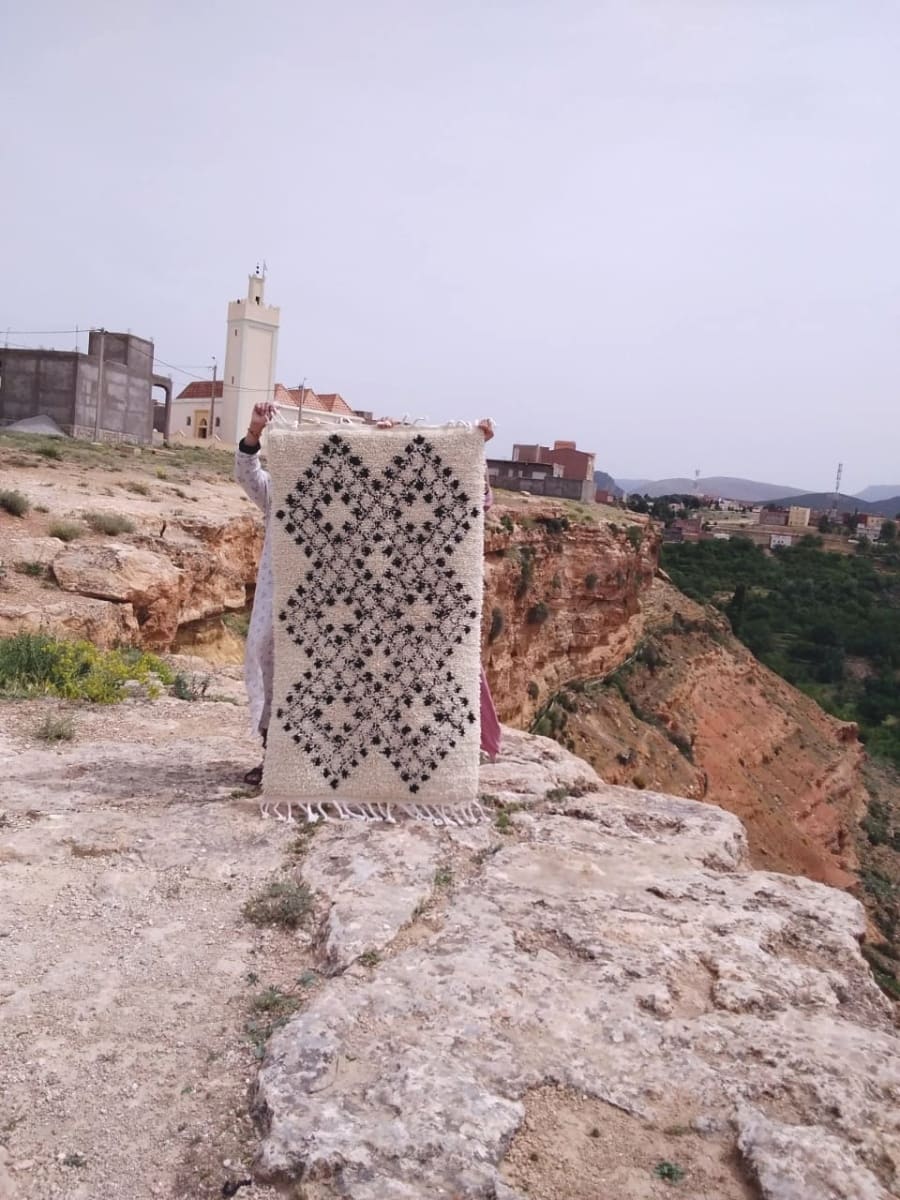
[527,680,539,700]
[499,514,514,533]
[585,572,598,591]
[223,611,251,638]
[155,467,168,480]
[48,520,84,542]
[515,546,536,599]
[536,515,570,535]
[125,481,150,496]
[36,443,62,460]
[488,607,505,643]
[526,601,550,625]
[626,525,644,550]
[84,511,135,535]
[15,561,46,577]
[0,490,30,517]
[0,634,173,703]
[242,880,312,929]
[34,712,75,742]
[172,672,210,701]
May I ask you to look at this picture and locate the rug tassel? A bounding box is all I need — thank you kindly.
[260,798,486,826]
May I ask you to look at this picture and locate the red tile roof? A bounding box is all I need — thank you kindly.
[176,380,224,400]
[273,385,355,416]
[316,392,354,416]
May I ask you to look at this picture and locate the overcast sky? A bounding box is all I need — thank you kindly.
[3,1,898,493]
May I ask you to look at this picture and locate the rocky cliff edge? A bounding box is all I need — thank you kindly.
[254,728,900,1200]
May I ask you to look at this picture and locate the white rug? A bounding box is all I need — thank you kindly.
[262,425,485,821]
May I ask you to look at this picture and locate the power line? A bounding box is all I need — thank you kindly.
[2,328,299,393]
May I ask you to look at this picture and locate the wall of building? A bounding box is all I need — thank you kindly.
[492,474,592,502]
[1,337,157,444]
[787,507,811,528]
[73,356,154,443]
[0,351,79,431]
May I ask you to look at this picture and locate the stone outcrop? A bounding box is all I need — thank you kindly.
[1,536,67,568]
[0,596,138,648]
[35,516,262,651]
[254,729,900,1200]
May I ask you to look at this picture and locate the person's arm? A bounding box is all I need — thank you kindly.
[234,403,276,513]
[478,419,494,511]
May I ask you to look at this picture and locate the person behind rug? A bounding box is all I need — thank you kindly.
[234,403,500,787]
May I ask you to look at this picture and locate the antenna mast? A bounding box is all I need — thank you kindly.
[830,462,843,520]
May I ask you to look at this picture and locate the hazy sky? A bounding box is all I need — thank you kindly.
[4,1,899,492]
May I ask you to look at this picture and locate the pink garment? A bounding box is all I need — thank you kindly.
[480,667,502,759]
[480,475,502,758]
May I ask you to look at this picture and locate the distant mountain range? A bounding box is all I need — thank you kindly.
[855,484,900,503]
[612,476,810,503]
[766,492,900,516]
[610,474,900,510]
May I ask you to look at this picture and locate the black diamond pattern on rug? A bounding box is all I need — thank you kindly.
[273,433,482,793]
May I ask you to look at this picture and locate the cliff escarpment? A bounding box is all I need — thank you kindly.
[481,497,657,728]
[483,501,872,897]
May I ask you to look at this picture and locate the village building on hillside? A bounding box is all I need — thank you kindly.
[661,517,703,544]
[0,332,172,445]
[494,439,596,502]
[759,507,789,527]
[855,513,885,540]
[787,506,811,528]
[165,271,365,443]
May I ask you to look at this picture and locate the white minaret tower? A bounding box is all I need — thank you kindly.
[220,268,280,445]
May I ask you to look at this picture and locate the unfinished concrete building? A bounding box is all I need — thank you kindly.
[0,332,172,444]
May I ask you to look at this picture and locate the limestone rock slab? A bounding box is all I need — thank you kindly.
[255,778,899,1199]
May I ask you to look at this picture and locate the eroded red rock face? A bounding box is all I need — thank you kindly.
[481,504,868,892]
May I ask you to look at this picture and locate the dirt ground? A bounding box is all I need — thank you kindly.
[503,1086,758,1200]
[0,671,311,1200]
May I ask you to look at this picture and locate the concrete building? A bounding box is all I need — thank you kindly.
[0,331,172,444]
[855,513,885,540]
[487,457,588,501]
[511,440,596,502]
[787,506,811,528]
[759,508,789,527]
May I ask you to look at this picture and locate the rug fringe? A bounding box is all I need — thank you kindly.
[259,797,487,827]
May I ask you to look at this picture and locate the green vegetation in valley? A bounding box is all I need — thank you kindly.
[662,538,900,766]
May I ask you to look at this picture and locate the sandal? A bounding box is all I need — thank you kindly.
[243,763,263,788]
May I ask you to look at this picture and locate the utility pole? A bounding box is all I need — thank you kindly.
[208,359,217,441]
[92,328,106,441]
[296,376,306,427]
